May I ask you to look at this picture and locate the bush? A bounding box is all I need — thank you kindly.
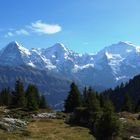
[56,112,67,119]
[69,107,103,129]
[69,107,89,125]
[95,111,122,140]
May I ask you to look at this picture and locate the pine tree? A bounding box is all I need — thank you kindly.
[99,94,105,108]
[64,82,82,113]
[0,88,11,106]
[135,96,140,112]
[120,82,124,89]
[33,85,40,107]
[85,87,100,112]
[83,88,101,127]
[95,99,122,140]
[95,112,122,140]
[14,79,26,108]
[26,84,40,111]
[82,87,88,106]
[40,95,47,109]
[122,94,134,112]
[103,98,114,113]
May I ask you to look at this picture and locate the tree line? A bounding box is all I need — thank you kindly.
[64,82,122,140]
[102,74,140,112]
[0,79,48,111]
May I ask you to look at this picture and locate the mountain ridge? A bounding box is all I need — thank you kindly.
[0,41,140,108]
[1,41,140,89]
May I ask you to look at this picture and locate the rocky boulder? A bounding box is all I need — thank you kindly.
[32,113,56,119]
[0,117,27,131]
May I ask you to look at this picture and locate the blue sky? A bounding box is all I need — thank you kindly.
[0,0,140,53]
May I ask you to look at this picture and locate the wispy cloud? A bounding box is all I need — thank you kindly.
[31,20,62,34]
[4,29,29,38]
[4,32,14,38]
[4,20,62,38]
[15,29,29,36]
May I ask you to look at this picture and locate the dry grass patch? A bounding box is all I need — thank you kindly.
[27,119,95,140]
[0,119,95,140]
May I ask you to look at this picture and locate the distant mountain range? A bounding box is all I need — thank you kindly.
[0,41,140,108]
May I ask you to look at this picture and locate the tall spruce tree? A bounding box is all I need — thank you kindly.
[95,99,122,140]
[0,88,11,106]
[64,82,82,113]
[99,94,106,109]
[84,87,100,112]
[122,94,134,112]
[26,84,40,111]
[83,87,101,127]
[82,87,88,107]
[40,95,47,109]
[14,79,26,108]
[103,98,114,113]
[135,96,140,112]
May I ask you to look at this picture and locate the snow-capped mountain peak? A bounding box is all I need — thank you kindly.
[7,41,19,48]
[52,43,68,51]
[4,41,31,56]
[45,43,72,56]
[0,41,29,66]
[1,41,140,89]
[97,41,139,60]
[3,41,21,52]
[41,43,75,63]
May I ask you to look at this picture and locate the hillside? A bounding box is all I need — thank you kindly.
[0,108,140,140]
[0,119,95,140]
[103,74,140,111]
[0,66,70,109]
[0,107,95,140]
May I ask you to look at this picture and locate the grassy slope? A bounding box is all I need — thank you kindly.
[119,112,140,139]
[0,108,140,140]
[0,119,95,140]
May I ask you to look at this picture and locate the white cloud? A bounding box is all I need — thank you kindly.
[4,32,14,38]
[4,20,61,38]
[31,20,62,34]
[4,29,29,38]
[7,32,14,36]
[15,29,29,35]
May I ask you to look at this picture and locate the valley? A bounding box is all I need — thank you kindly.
[1,1,140,139]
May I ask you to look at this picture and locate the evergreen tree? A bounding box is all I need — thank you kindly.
[0,88,11,106]
[103,98,114,113]
[33,85,40,106]
[85,87,100,112]
[64,82,82,113]
[122,94,134,112]
[81,87,101,127]
[95,112,121,140]
[14,79,26,108]
[120,82,124,89]
[26,84,40,111]
[99,94,105,109]
[135,96,140,112]
[82,87,88,106]
[95,100,122,140]
[40,95,47,109]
